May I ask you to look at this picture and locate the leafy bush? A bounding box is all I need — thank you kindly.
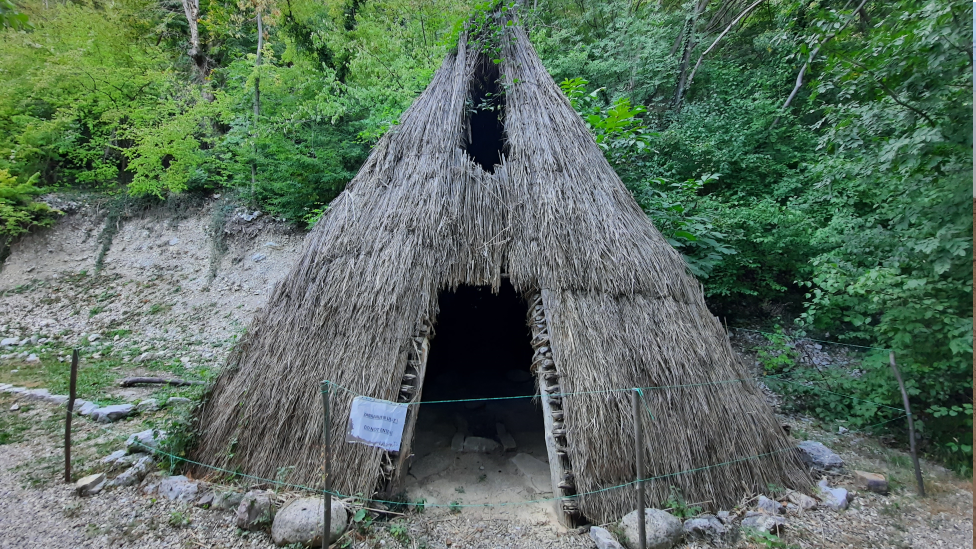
[0,170,59,241]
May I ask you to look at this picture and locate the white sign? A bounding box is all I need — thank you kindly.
[345,396,409,452]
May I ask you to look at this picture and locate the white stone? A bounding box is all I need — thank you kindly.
[682,515,728,544]
[818,479,851,510]
[757,495,785,515]
[109,456,154,487]
[100,450,127,465]
[462,436,499,453]
[590,526,625,549]
[510,453,552,494]
[236,490,274,531]
[797,441,844,470]
[75,473,106,496]
[741,512,786,534]
[91,404,135,423]
[127,429,167,452]
[787,491,818,510]
[136,399,160,412]
[25,354,39,363]
[0,338,17,346]
[158,475,199,502]
[271,497,347,547]
[619,508,683,549]
[166,397,192,406]
[496,423,517,452]
[213,490,245,510]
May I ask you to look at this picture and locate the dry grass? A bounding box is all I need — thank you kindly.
[192,16,809,524]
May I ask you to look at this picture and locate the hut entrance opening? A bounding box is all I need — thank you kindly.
[464,60,506,173]
[403,282,551,512]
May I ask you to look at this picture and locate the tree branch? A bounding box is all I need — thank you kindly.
[686,0,765,91]
[771,0,869,129]
[835,53,940,129]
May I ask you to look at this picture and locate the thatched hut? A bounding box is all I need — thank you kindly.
[193,16,809,525]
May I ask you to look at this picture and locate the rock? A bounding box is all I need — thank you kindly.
[166,397,192,406]
[252,253,267,262]
[136,399,160,412]
[619,508,683,549]
[854,470,888,494]
[213,490,245,511]
[818,479,851,510]
[78,400,99,416]
[75,473,106,496]
[510,453,553,494]
[158,475,199,502]
[741,512,786,534]
[797,441,844,471]
[271,497,347,547]
[450,432,465,452]
[25,354,39,363]
[0,338,17,346]
[168,238,179,246]
[100,450,127,465]
[589,525,625,549]
[196,491,215,508]
[91,404,135,423]
[505,369,532,382]
[462,436,499,453]
[787,491,818,511]
[757,495,785,515]
[126,429,166,453]
[236,490,274,531]
[496,423,517,452]
[682,515,729,545]
[716,510,731,524]
[110,455,154,487]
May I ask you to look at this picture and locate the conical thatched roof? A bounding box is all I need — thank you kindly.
[193,19,809,524]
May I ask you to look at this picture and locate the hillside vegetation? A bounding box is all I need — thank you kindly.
[0,0,971,471]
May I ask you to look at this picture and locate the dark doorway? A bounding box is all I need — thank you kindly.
[463,60,506,173]
[404,282,550,508]
[422,282,534,405]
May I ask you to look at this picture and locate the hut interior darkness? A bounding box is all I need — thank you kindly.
[421,283,534,404]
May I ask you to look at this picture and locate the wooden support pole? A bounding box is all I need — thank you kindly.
[632,389,646,549]
[888,352,925,496]
[321,381,333,547]
[64,349,78,483]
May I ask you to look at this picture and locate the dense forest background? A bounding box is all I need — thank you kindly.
[0,0,972,471]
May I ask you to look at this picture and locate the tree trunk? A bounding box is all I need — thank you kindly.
[251,8,263,199]
[672,0,711,110]
[180,0,207,81]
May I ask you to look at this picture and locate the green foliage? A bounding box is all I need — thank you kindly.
[0,0,30,30]
[663,486,701,519]
[0,170,59,239]
[755,329,799,375]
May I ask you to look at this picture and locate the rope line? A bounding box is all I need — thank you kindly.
[130,439,798,508]
[763,377,904,412]
[728,326,891,352]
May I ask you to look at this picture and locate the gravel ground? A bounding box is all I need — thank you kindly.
[0,394,970,549]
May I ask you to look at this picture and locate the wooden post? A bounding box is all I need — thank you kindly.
[321,381,333,547]
[632,389,646,549]
[64,349,78,483]
[888,352,925,496]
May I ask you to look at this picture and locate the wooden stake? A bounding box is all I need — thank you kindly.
[888,352,925,496]
[322,381,333,547]
[64,349,78,483]
[632,389,646,549]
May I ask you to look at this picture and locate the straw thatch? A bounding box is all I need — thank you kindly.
[192,18,810,523]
